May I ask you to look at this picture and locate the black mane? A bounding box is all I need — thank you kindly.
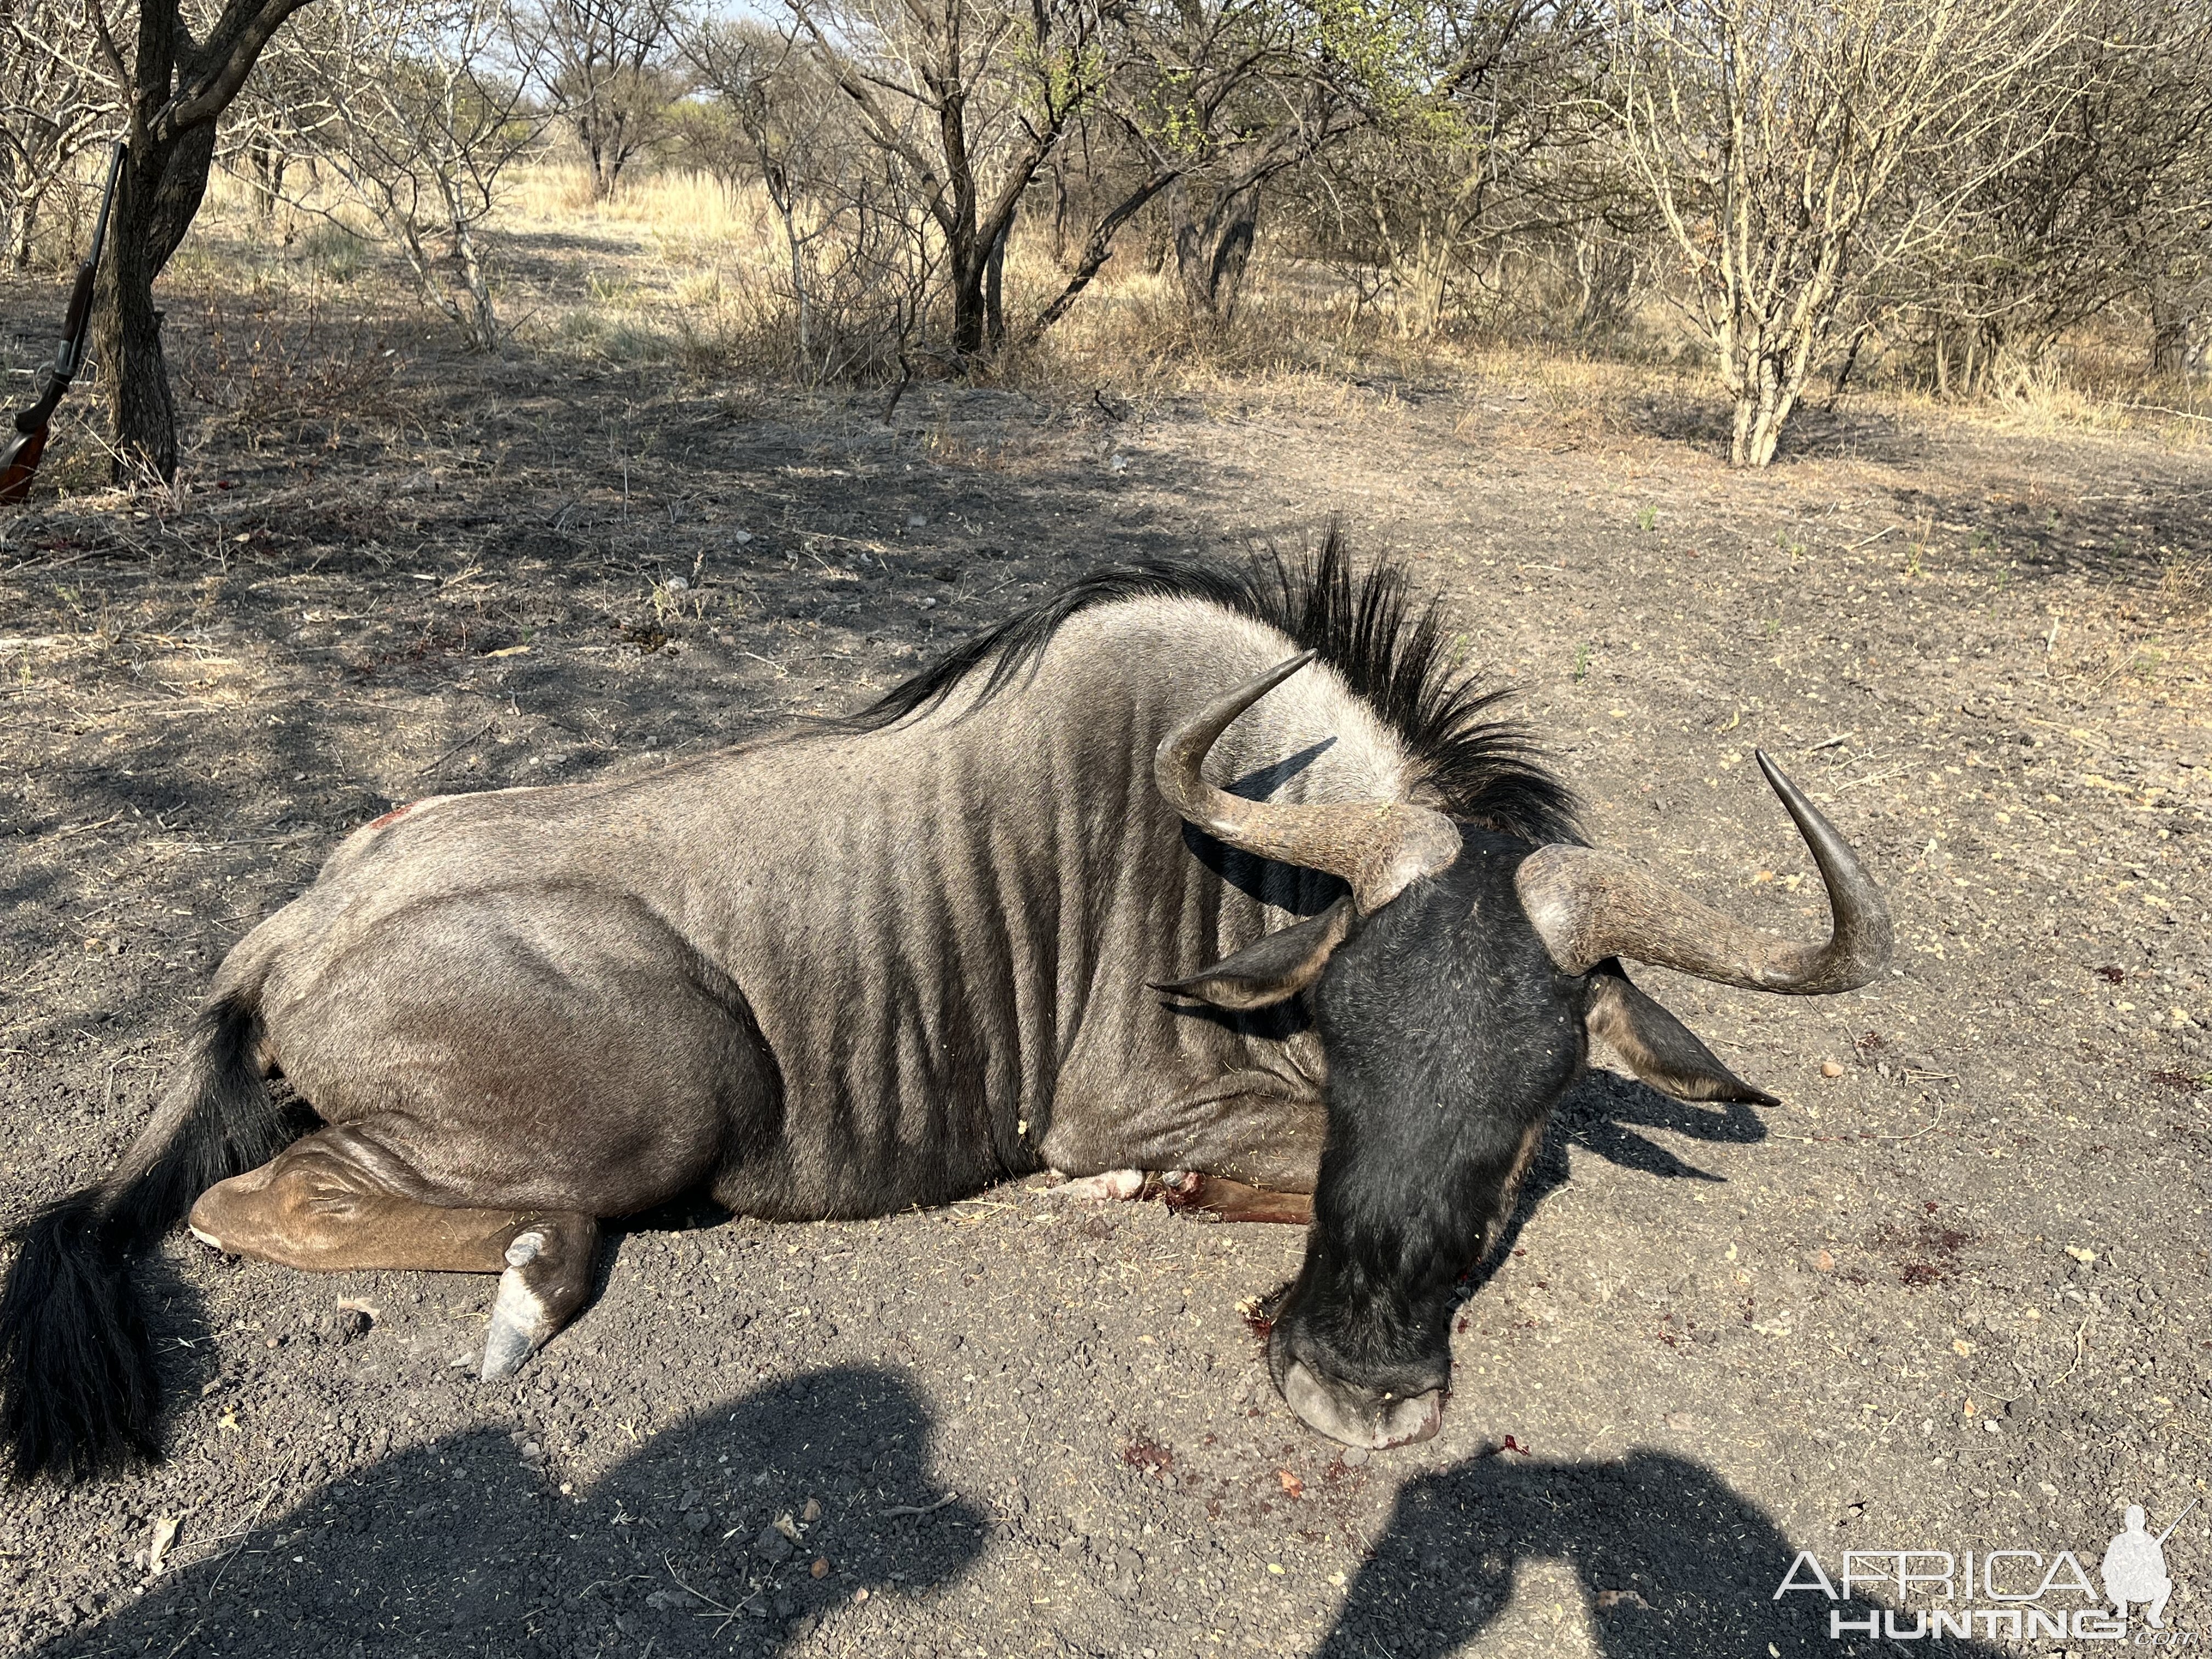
[853,531,1583,846]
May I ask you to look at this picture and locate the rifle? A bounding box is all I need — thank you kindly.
[0,141,126,506]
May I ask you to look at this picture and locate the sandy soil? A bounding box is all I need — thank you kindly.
[2,262,2209,1659]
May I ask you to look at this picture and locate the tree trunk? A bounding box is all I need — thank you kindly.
[1049,149,1069,268]
[983,206,1012,351]
[1170,177,1262,325]
[7,194,32,271]
[451,217,496,352]
[2150,281,2203,379]
[247,133,286,220]
[94,131,219,484]
[764,165,810,371]
[1018,168,1180,348]
[945,210,987,360]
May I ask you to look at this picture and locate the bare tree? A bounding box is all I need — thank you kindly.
[271,0,543,348]
[519,0,676,201]
[682,19,840,367]
[80,0,322,482]
[1610,0,2073,466]
[787,0,1112,360]
[216,15,331,224]
[0,0,114,268]
[1301,0,1630,339]
[1111,0,1356,325]
[1896,0,2212,388]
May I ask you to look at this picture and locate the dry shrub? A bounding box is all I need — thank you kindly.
[171,294,402,446]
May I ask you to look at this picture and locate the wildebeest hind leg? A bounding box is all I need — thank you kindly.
[189,1132,599,1378]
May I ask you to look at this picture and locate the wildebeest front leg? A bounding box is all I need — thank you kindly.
[1159,1172,1313,1224]
[189,1132,599,1378]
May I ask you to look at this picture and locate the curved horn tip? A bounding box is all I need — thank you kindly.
[1753,748,1826,825]
[1251,650,1319,693]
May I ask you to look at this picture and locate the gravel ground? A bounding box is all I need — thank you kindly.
[2,278,2209,1657]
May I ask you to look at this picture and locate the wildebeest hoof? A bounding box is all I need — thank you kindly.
[482,1231,552,1380]
[1049,1169,1144,1201]
[1280,1360,1443,1451]
[478,1214,597,1380]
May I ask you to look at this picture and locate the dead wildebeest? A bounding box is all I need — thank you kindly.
[0,543,1889,1480]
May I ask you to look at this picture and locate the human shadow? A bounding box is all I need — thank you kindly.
[1465,1066,1765,1294]
[36,1365,983,1659]
[1313,1448,2007,1658]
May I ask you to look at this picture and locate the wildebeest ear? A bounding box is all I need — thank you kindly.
[1152,897,1357,1012]
[1584,960,1780,1105]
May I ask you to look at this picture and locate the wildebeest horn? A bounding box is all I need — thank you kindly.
[1155,653,1462,915]
[1514,751,1892,993]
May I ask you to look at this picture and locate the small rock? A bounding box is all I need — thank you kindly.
[802,1497,822,1522]
[907,512,927,528]
[919,596,938,610]
[1814,1249,1836,1271]
[1819,1060,1845,1079]
[146,1516,179,1576]
[732,528,754,545]
[685,1509,709,1533]
[334,1306,372,1344]
[810,1556,830,1579]
[852,1588,869,1604]
[664,575,689,592]
[754,1524,794,1565]
[1341,1447,1369,1466]
[1596,1588,1651,1610]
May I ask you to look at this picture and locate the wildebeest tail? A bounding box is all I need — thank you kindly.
[0,990,290,1481]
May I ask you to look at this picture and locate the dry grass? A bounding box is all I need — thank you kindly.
[145,157,2212,458]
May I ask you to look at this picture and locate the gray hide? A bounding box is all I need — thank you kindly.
[220,597,1419,1219]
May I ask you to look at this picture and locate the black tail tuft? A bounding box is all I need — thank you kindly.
[0,1193,161,1480]
[0,991,289,1482]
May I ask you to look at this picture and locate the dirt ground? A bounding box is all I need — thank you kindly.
[2,252,2209,1659]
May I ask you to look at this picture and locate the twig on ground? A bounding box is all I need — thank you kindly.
[417,720,497,776]
[164,1483,280,1659]
[1832,765,1910,794]
[879,1493,956,1518]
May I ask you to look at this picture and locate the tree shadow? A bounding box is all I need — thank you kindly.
[1314,1447,2008,1658]
[1466,1067,1764,1295]
[35,1365,984,1659]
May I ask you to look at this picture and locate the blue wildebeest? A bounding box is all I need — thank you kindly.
[0,544,1889,1478]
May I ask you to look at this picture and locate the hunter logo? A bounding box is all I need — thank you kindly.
[1774,1499,2199,1643]
[2105,1503,2192,1629]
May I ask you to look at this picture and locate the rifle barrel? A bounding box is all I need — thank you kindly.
[59,143,127,378]
[2154,1496,2199,1547]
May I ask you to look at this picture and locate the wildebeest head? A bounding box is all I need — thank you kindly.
[1154,656,1891,1449]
